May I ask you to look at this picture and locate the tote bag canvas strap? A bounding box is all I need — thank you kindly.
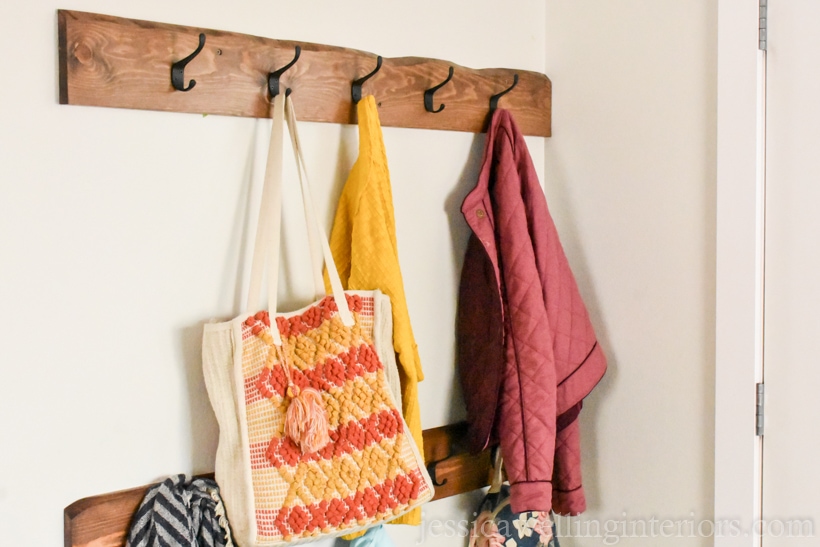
[288,108,326,304]
[245,95,353,346]
[284,97,352,328]
[246,96,285,326]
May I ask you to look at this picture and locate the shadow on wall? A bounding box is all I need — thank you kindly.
[222,119,261,316]
[179,321,220,474]
[176,119,263,473]
[444,132,487,426]
[541,150,616,513]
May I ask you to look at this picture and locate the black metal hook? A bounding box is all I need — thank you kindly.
[351,56,383,104]
[268,46,301,98]
[426,457,449,487]
[171,33,206,92]
[489,74,519,112]
[424,66,455,113]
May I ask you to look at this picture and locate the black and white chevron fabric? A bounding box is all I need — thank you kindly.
[126,474,233,547]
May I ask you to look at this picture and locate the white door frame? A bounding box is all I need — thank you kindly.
[715,0,764,545]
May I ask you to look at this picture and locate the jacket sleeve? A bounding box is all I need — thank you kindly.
[492,128,557,514]
[327,139,424,527]
[552,413,587,515]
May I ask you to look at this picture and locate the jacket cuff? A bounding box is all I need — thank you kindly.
[552,485,586,516]
[551,415,586,515]
[509,481,553,514]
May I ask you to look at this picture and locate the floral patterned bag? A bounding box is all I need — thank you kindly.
[470,454,559,547]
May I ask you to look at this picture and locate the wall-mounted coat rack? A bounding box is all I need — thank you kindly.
[58,10,551,136]
[58,10,539,545]
[64,422,491,547]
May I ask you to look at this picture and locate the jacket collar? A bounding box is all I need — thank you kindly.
[461,109,521,231]
[460,109,523,295]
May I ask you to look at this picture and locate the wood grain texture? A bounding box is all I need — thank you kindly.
[64,473,215,547]
[423,421,470,463]
[57,10,551,136]
[428,451,493,500]
[64,424,490,547]
[423,422,493,501]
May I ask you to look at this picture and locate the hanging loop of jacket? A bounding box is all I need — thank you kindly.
[457,109,606,515]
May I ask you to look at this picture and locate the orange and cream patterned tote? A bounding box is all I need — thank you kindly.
[202,95,433,546]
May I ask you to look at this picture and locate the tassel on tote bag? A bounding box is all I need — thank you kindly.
[201,95,433,546]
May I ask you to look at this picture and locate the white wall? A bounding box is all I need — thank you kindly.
[544,1,717,546]
[0,2,547,546]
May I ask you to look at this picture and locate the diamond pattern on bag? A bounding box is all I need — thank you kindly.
[240,294,431,542]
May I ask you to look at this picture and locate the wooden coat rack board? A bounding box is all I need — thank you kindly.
[65,423,492,547]
[59,9,544,546]
[58,10,551,135]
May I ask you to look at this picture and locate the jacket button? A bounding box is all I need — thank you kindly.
[476,209,485,218]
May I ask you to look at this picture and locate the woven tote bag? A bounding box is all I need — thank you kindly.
[202,95,433,547]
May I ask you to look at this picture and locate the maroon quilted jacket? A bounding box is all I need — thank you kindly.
[457,109,606,515]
